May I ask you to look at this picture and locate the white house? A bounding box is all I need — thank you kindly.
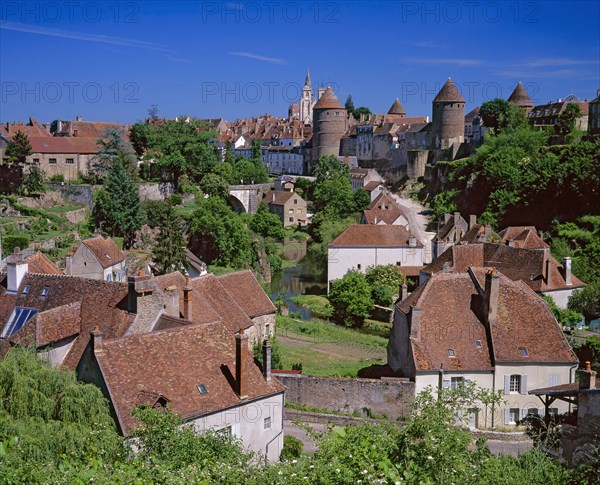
[78,322,285,462]
[327,225,425,290]
[66,236,126,282]
[387,268,579,428]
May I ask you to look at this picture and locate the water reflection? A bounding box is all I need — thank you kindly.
[270,249,327,320]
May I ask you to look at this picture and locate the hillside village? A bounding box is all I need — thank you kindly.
[1,68,600,482]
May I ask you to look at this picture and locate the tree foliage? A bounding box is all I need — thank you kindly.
[93,128,138,180]
[555,103,581,137]
[151,203,188,275]
[5,131,32,165]
[480,98,528,133]
[329,270,373,327]
[250,204,285,241]
[199,172,229,199]
[19,165,46,195]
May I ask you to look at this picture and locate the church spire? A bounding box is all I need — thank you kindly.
[304,68,311,87]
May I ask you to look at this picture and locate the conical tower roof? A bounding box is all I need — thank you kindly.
[508,82,533,107]
[313,86,345,110]
[388,98,406,115]
[433,78,465,103]
[304,68,311,87]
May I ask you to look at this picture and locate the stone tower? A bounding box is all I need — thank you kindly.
[299,68,314,124]
[508,82,534,112]
[312,86,347,160]
[431,78,465,149]
[387,98,406,117]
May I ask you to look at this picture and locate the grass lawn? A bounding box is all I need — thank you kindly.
[276,315,387,377]
[288,294,332,317]
[174,203,197,218]
[44,204,83,213]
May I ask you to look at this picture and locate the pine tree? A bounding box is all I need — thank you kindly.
[6,130,32,165]
[152,203,188,275]
[103,155,145,248]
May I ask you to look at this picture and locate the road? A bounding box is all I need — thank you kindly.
[390,194,437,263]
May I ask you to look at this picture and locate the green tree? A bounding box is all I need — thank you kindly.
[344,95,355,114]
[249,204,285,240]
[5,131,32,165]
[480,98,527,133]
[569,281,600,322]
[353,188,371,211]
[94,128,138,180]
[232,158,268,185]
[190,197,254,268]
[251,138,262,160]
[20,164,46,195]
[353,106,372,119]
[97,156,145,248]
[365,264,404,291]
[542,295,582,326]
[152,203,188,275]
[199,172,229,199]
[555,103,581,138]
[329,270,373,327]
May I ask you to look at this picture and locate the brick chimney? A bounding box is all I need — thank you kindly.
[127,275,154,314]
[400,280,408,300]
[65,253,73,276]
[163,286,179,317]
[7,253,28,293]
[409,306,421,338]
[563,257,572,286]
[484,269,499,325]
[91,328,103,354]
[579,361,597,390]
[545,257,552,285]
[508,239,516,248]
[183,277,193,320]
[469,214,477,230]
[262,338,272,382]
[484,225,492,238]
[444,213,451,223]
[409,236,417,247]
[235,328,248,399]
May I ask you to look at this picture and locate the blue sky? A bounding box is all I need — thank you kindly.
[1,1,599,123]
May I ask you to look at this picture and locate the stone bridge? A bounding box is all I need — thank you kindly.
[228,183,272,213]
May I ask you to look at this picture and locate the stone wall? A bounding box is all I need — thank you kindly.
[273,373,414,420]
[138,182,175,201]
[47,183,95,207]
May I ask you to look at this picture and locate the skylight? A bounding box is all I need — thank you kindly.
[448,349,455,358]
[197,384,208,394]
[475,340,482,349]
[22,285,30,296]
[40,287,49,298]
[519,347,529,357]
[1,307,39,338]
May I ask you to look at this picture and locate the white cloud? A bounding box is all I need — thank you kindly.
[228,51,286,65]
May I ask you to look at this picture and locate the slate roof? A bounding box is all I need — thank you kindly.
[95,322,285,435]
[433,78,465,103]
[423,243,585,292]
[81,237,126,268]
[395,270,578,372]
[313,87,345,110]
[329,225,421,248]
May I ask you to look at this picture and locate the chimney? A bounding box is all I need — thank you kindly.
[272,192,275,203]
[508,239,516,248]
[91,328,103,354]
[484,225,492,238]
[235,328,249,399]
[444,213,451,223]
[262,338,272,381]
[44,122,50,133]
[7,253,28,293]
[579,361,597,390]
[65,253,73,276]
[469,214,477,230]
[400,280,408,300]
[76,114,82,122]
[374,216,378,224]
[409,236,417,247]
[545,257,552,285]
[453,211,461,223]
[128,277,138,313]
[163,286,179,317]
[409,306,421,338]
[484,269,499,325]
[442,262,451,273]
[563,257,572,286]
[183,277,193,321]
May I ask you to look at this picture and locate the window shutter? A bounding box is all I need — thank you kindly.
[504,408,510,425]
[538,407,545,417]
[504,375,510,395]
[520,408,528,421]
[520,374,528,395]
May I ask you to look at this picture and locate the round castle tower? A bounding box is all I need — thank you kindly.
[312,86,347,159]
[387,98,406,117]
[431,78,465,149]
[508,82,533,112]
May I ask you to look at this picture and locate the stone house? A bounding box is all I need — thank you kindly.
[528,97,589,131]
[78,322,285,461]
[421,243,585,309]
[327,225,425,289]
[66,236,126,282]
[387,268,579,428]
[263,191,307,228]
[588,89,600,136]
[349,167,384,192]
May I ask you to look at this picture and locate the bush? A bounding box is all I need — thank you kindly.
[49,174,65,183]
[167,193,182,206]
[3,233,30,254]
[280,435,303,461]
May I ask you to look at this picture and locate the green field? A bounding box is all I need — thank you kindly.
[288,294,333,317]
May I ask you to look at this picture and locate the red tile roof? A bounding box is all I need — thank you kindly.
[388,98,406,115]
[508,82,533,108]
[82,237,126,269]
[95,322,285,435]
[363,180,384,192]
[433,78,465,103]
[218,270,276,318]
[329,225,421,248]
[25,252,63,275]
[395,269,578,372]
[368,192,398,210]
[362,208,406,225]
[498,226,549,249]
[313,87,345,110]
[264,191,295,206]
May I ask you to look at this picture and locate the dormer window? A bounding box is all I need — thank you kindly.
[475,340,482,349]
[197,384,208,394]
[519,347,529,357]
[448,349,455,358]
[22,285,30,296]
[40,287,49,298]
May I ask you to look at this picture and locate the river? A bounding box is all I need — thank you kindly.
[270,242,327,320]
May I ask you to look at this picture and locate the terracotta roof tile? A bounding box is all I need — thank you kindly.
[82,237,125,269]
[313,87,345,110]
[433,78,465,103]
[368,192,398,210]
[362,208,406,225]
[329,225,421,248]
[218,270,276,318]
[508,82,534,108]
[388,98,406,115]
[25,252,63,275]
[498,226,549,249]
[264,191,295,206]
[96,322,285,435]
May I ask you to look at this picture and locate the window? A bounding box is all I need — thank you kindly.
[1,307,39,338]
[509,408,520,424]
[197,384,208,394]
[448,349,455,358]
[265,324,270,336]
[475,340,482,349]
[49,158,57,164]
[33,158,40,165]
[289,208,293,214]
[527,408,539,416]
[357,264,361,270]
[289,217,294,222]
[66,158,74,164]
[519,347,528,357]
[40,287,49,298]
[294,199,297,204]
[510,374,521,393]
[264,416,271,429]
[22,285,30,296]
[451,377,464,390]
